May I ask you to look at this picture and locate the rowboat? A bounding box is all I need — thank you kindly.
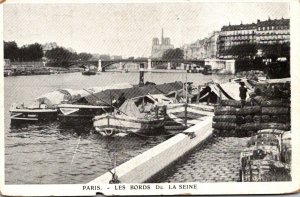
[93,94,173,137]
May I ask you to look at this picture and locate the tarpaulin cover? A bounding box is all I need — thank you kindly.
[119,100,144,118]
[34,91,69,107]
[218,81,250,100]
[87,83,133,94]
[79,81,183,106]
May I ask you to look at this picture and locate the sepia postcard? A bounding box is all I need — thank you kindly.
[0,0,300,196]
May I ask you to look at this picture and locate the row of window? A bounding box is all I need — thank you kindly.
[223,30,255,36]
[257,31,290,35]
[257,35,290,40]
[258,25,289,31]
[222,26,289,35]
[225,35,255,40]
[258,40,290,44]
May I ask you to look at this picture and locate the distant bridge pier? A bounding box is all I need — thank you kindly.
[181,63,184,70]
[148,59,152,70]
[98,59,102,72]
[167,62,171,70]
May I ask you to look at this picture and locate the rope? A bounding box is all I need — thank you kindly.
[71,135,81,165]
[82,88,128,116]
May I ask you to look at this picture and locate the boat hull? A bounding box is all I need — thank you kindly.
[82,71,97,75]
[10,109,58,124]
[93,114,165,137]
[58,104,111,125]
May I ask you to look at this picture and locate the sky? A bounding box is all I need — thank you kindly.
[4,2,290,58]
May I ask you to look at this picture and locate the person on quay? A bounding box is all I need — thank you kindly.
[239,82,248,108]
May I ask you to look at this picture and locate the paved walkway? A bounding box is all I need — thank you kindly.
[154,137,249,183]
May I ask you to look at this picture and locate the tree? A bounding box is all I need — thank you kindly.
[45,47,79,67]
[19,43,44,61]
[78,52,93,61]
[4,41,19,61]
[99,54,111,61]
[162,48,184,60]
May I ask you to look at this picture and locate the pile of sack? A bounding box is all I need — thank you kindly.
[235,70,266,81]
[240,129,291,182]
[212,99,290,137]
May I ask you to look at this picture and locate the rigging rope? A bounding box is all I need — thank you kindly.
[71,135,81,165]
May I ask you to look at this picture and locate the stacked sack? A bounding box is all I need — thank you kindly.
[240,129,291,182]
[212,99,291,137]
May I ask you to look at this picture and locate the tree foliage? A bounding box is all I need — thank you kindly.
[45,47,79,65]
[162,48,184,60]
[4,41,44,61]
[4,41,19,61]
[78,52,93,61]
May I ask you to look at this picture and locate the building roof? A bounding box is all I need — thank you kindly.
[221,18,290,31]
[221,23,256,31]
[257,18,289,27]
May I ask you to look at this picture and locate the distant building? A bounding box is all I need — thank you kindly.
[111,55,122,60]
[256,18,290,44]
[151,29,174,58]
[182,31,219,60]
[218,18,290,57]
[205,31,220,58]
[218,22,257,57]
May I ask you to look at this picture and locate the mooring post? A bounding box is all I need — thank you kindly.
[139,63,144,86]
[196,85,200,104]
[184,102,188,128]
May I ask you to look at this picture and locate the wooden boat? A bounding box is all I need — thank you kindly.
[58,104,111,125]
[57,83,133,125]
[165,103,214,129]
[82,70,97,75]
[10,104,58,123]
[9,90,69,123]
[9,89,89,124]
[82,64,97,75]
[93,95,172,137]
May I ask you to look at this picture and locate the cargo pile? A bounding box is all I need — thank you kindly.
[212,81,291,137]
[239,129,291,182]
[235,70,266,81]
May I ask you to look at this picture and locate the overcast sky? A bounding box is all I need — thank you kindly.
[4,2,290,58]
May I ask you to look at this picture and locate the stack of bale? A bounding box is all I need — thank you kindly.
[235,70,266,81]
[240,129,291,182]
[212,99,290,137]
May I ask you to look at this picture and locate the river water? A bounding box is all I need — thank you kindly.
[4,71,231,184]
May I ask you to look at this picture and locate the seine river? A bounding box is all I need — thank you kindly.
[4,71,231,184]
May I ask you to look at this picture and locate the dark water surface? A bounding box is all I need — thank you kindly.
[4,72,231,184]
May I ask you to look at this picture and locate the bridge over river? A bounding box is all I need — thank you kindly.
[68,58,205,72]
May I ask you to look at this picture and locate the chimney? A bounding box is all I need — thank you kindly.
[257,19,260,23]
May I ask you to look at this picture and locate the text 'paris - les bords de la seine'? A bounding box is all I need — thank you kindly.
[82,183,198,191]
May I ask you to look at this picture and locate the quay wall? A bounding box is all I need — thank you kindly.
[88,116,213,184]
